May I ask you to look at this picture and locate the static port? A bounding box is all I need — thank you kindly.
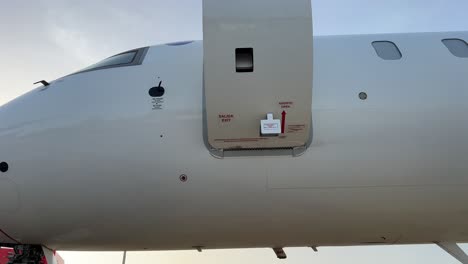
[179,174,188,182]
[149,86,165,97]
[359,92,368,100]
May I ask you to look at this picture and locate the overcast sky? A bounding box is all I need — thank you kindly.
[1,0,468,263]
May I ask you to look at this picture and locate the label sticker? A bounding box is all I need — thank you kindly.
[263,123,279,129]
[152,97,164,110]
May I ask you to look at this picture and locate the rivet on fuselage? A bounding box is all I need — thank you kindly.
[359,92,368,100]
[179,174,188,182]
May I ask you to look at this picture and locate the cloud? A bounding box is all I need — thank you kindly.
[42,0,202,67]
[312,0,468,35]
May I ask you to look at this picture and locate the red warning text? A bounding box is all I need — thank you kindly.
[279,102,294,109]
[219,114,234,123]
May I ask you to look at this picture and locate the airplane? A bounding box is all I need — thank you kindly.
[1,0,468,263]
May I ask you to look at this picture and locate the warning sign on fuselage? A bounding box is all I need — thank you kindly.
[152,97,164,110]
[218,113,235,126]
[279,101,294,109]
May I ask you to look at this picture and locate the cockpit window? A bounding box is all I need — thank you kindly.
[72,47,149,75]
[84,52,136,69]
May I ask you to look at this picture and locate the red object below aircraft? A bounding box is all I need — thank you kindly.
[0,247,64,264]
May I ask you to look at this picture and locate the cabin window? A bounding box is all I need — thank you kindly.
[72,47,149,75]
[442,39,468,58]
[372,41,402,60]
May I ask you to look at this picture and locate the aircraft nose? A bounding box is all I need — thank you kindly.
[0,104,21,212]
[0,93,35,177]
[0,110,14,176]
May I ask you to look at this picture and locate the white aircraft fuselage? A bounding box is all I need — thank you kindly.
[0,32,467,251]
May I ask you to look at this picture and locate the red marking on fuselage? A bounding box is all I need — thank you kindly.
[281,111,287,134]
[214,138,268,143]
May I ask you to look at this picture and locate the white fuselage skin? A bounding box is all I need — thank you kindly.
[0,32,467,251]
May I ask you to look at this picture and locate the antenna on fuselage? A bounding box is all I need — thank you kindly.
[34,80,50,86]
